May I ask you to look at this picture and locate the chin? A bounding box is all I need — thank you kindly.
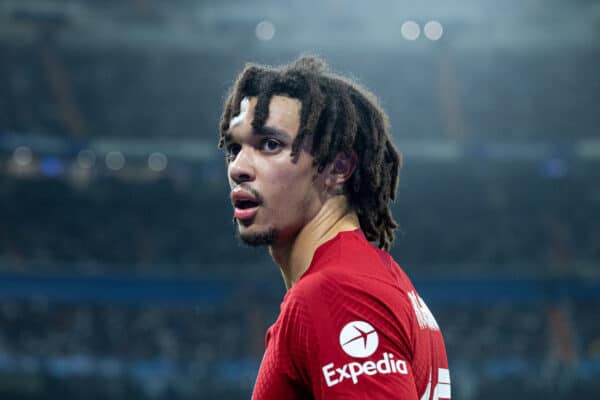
[238,225,278,247]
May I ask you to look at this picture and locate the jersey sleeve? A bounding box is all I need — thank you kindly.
[286,272,421,399]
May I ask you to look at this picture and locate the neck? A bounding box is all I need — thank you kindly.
[269,196,360,290]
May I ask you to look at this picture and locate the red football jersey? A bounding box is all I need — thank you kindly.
[252,229,450,399]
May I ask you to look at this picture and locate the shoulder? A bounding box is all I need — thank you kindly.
[288,265,417,344]
[273,265,422,397]
[295,236,414,313]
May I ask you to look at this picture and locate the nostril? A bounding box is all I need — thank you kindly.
[238,173,251,182]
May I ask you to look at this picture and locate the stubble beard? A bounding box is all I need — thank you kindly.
[235,220,278,247]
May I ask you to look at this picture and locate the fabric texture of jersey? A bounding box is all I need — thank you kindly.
[252,229,450,400]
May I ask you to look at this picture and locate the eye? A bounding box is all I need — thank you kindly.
[225,143,241,161]
[261,138,282,153]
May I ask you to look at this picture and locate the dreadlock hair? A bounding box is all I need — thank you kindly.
[218,55,402,251]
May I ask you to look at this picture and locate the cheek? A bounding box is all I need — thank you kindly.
[270,170,318,216]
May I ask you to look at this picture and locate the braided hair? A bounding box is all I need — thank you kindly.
[219,55,402,251]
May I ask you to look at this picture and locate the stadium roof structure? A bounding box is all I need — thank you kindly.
[1,1,598,142]
[0,0,599,53]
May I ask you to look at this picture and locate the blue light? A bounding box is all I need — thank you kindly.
[40,157,64,177]
[539,158,567,179]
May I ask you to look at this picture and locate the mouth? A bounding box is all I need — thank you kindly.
[234,199,259,210]
[231,189,261,221]
[234,200,259,221]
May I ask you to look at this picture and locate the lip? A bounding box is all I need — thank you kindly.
[234,206,259,221]
[231,187,260,221]
[230,187,258,204]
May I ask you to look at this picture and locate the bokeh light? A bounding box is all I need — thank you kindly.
[424,20,444,41]
[148,152,168,172]
[105,151,125,171]
[255,20,275,41]
[77,150,96,169]
[401,21,420,40]
[40,157,64,177]
[13,146,33,167]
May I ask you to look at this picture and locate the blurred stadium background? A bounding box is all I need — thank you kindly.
[1,0,599,399]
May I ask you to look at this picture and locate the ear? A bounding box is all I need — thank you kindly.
[325,152,357,190]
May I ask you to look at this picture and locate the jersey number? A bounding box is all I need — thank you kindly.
[420,368,451,400]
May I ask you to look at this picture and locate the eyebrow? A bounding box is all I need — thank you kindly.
[223,126,293,145]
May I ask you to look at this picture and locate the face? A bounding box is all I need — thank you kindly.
[224,95,325,246]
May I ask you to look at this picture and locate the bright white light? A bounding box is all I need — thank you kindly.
[148,152,168,172]
[401,21,420,41]
[77,149,96,169]
[255,20,275,41]
[424,20,443,41]
[105,151,125,171]
[13,146,32,166]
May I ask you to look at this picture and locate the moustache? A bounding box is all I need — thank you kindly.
[233,183,264,205]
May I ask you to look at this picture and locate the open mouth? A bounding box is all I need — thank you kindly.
[233,198,260,221]
[235,199,259,209]
[231,187,261,221]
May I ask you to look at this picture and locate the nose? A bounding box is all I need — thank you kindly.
[228,146,255,185]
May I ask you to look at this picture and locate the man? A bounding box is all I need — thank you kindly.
[218,55,450,399]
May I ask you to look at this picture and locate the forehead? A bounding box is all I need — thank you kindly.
[228,95,302,139]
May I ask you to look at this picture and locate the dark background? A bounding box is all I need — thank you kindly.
[1,0,599,399]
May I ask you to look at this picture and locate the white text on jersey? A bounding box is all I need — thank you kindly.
[322,352,408,387]
[408,291,440,330]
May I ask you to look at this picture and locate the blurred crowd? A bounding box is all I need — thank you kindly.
[0,297,598,400]
[394,164,600,273]
[2,44,599,142]
[0,299,266,400]
[0,176,272,274]
[1,146,599,400]
[0,165,598,277]
[1,3,598,399]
